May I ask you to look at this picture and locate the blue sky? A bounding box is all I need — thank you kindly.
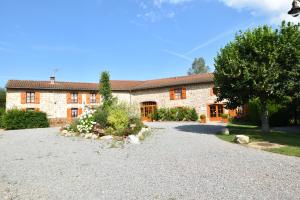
[0,0,298,87]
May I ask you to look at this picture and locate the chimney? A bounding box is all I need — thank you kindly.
[50,76,55,84]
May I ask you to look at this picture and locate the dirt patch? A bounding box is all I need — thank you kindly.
[248,142,286,150]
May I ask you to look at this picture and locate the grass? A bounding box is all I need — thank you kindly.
[217,122,300,157]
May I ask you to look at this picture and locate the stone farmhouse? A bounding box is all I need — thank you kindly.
[6,73,237,125]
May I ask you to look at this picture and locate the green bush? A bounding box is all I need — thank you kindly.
[94,106,109,128]
[129,117,144,135]
[151,107,198,121]
[3,109,49,130]
[67,119,79,132]
[107,103,130,136]
[0,108,5,128]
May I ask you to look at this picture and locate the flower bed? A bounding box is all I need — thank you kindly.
[60,101,150,146]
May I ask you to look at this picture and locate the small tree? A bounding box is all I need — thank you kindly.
[188,57,209,75]
[214,25,283,133]
[0,88,6,109]
[99,71,113,108]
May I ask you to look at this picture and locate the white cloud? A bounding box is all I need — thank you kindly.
[219,0,300,24]
[154,0,192,7]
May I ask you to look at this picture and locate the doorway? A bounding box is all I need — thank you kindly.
[140,102,157,121]
[208,104,224,121]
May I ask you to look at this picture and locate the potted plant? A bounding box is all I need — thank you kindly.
[199,114,206,123]
[221,114,229,123]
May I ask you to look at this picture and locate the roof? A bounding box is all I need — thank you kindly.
[6,73,214,91]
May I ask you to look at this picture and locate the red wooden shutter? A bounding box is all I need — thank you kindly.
[169,88,175,100]
[96,93,100,103]
[21,92,26,104]
[78,108,83,116]
[67,108,71,120]
[86,93,90,104]
[35,92,40,104]
[67,93,71,104]
[182,87,186,99]
[78,93,82,104]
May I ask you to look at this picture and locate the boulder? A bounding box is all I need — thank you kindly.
[91,134,99,140]
[100,135,113,141]
[127,135,140,144]
[234,135,250,144]
[84,133,93,139]
[221,128,230,135]
[61,130,68,135]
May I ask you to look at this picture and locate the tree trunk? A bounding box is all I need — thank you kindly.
[261,102,270,133]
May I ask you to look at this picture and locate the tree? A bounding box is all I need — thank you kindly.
[277,22,300,125]
[214,25,284,133]
[187,57,209,75]
[99,71,113,108]
[0,88,6,108]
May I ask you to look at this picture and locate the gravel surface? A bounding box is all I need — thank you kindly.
[0,122,300,200]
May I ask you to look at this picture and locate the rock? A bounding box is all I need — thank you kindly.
[65,133,72,137]
[91,134,99,140]
[100,135,113,141]
[127,135,140,144]
[234,135,250,144]
[140,127,150,133]
[85,133,93,139]
[221,128,230,135]
[61,130,68,135]
[93,123,105,137]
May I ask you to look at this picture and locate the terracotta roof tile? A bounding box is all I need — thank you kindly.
[6,73,214,91]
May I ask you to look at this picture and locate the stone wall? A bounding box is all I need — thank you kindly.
[131,83,218,116]
[6,83,225,122]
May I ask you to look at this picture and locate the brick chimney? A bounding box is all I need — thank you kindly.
[50,76,55,84]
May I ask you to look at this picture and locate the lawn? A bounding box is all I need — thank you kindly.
[217,123,300,157]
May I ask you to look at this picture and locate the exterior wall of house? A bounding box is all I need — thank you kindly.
[131,83,218,116]
[6,82,227,124]
[6,90,100,124]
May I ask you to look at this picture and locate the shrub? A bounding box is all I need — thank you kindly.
[187,108,198,121]
[221,114,229,119]
[0,108,5,128]
[77,109,96,134]
[200,114,206,120]
[107,103,130,136]
[152,107,198,121]
[66,119,79,132]
[129,117,144,135]
[94,106,109,128]
[3,109,49,130]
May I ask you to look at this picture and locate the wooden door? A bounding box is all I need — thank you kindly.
[140,102,157,121]
[208,104,224,121]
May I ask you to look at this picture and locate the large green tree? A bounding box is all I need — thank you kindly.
[214,24,300,133]
[0,88,6,108]
[187,57,209,75]
[277,22,300,125]
[99,71,113,108]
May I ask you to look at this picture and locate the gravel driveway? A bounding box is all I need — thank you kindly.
[0,122,299,200]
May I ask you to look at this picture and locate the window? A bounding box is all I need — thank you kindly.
[90,93,96,103]
[174,88,183,100]
[170,87,186,100]
[26,92,35,103]
[71,93,78,103]
[71,108,78,118]
[210,105,217,118]
[217,105,224,117]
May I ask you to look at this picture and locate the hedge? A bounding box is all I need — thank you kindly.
[0,108,5,128]
[2,109,49,130]
[151,107,198,121]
